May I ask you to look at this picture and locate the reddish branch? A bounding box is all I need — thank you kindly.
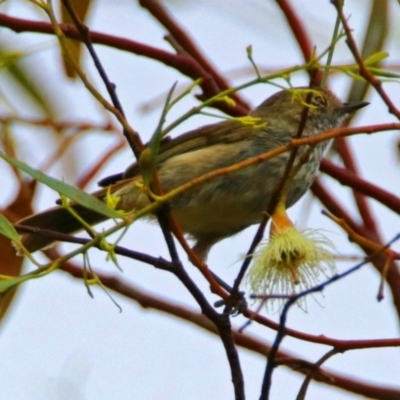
[276,0,312,61]
[76,138,126,189]
[312,180,400,318]
[246,304,400,351]
[276,0,322,84]
[332,0,400,119]
[42,239,400,351]
[312,179,364,232]
[320,158,400,215]
[56,257,400,399]
[138,0,249,111]
[4,5,400,397]
[335,138,377,232]
[35,228,400,350]
[324,1,400,319]
[0,13,247,116]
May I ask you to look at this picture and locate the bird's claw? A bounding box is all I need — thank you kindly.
[214,291,248,316]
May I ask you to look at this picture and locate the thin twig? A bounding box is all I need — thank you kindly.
[61,0,143,158]
[332,0,400,118]
[138,0,249,112]
[312,179,400,318]
[296,349,338,400]
[0,13,247,117]
[56,256,400,399]
[320,158,400,215]
[259,236,399,399]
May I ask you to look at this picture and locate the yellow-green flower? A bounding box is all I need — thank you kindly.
[248,226,335,293]
[105,187,129,217]
[246,199,336,310]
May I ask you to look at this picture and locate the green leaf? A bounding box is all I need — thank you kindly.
[0,50,23,70]
[364,51,389,65]
[0,275,32,293]
[61,0,92,78]
[368,67,400,79]
[0,45,57,118]
[346,1,388,104]
[0,213,20,241]
[0,151,121,219]
[141,82,177,185]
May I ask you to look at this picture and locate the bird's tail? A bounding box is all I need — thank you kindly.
[18,204,108,253]
[17,181,132,253]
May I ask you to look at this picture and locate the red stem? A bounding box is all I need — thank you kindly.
[333,0,400,118]
[0,13,247,117]
[312,179,400,319]
[139,0,250,112]
[320,158,400,215]
[57,256,400,399]
[276,0,323,84]
[335,137,377,231]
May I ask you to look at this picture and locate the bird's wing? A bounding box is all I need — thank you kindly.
[99,119,253,185]
[155,119,252,160]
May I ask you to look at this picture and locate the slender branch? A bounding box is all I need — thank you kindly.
[296,349,338,400]
[214,314,246,400]
[76,138,126,189]
[245,305,400,350]
[61,0,143,158]
[259,244,399,399]
[312,180,400,318]
[167,260,245,400]
[47,245,245,398]
[16,224,175,271]
[0,13,247,117]
[228,91,316,312]
[138,0,249,112]
[335,138,376,231]
[322,210,400,259]
[320,158,400,215]
[56,257,400,399]
[332,0,400,119]
[276,0,322,83]
[276,0,312,62]
[155,206,181,264]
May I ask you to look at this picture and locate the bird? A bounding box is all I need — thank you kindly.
[18,87,368,260]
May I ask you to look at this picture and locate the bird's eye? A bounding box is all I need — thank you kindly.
[310,94,327,108]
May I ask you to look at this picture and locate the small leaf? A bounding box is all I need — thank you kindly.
[61,0,92,78]
[219,95,236,108]
[339,67,365,81]
[368,68,400,79]
[0,151,120,219]
[232,116,267,129]
[0,50,24,70]
[364,51,389,65]
[0,275,31,293]
[0,213,20,241]
[246,45,253,58]
[138,147,156,186]
[0,44,57,118]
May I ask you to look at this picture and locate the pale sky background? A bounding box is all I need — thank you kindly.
[0,0,400,399]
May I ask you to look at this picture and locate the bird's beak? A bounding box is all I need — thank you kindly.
[339,101,370,114]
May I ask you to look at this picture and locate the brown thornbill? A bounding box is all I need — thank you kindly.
[18,87,368,259]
